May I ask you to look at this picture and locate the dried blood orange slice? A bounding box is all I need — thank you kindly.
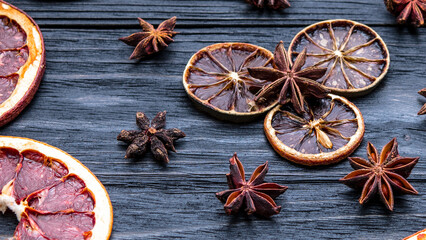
[288,20,390,97]
[264,94,365,166]
[0,1,45,126]
[0,136,113,239]
[183,43,279,122]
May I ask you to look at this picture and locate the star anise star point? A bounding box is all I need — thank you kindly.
[248,41,329,114]
[385,0,426,27]
[119,17,178,59]
[216,153,288,217]
[340,138,419,211]
[418,88,426,115]
[117,111,185,163]
[246,0,291,9]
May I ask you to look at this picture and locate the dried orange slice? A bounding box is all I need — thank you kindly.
[0,1,45,126]
[288,20,390,97]
[183,43,279,122]
[0,136,113,239]
[264,94,365,166]
[404,228,426,240]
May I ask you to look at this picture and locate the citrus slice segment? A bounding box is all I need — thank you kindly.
[0,1,45,126]
[288,20,390,97]
[0,136,113,240]
[264,94,365,166]
[183,43,279,122]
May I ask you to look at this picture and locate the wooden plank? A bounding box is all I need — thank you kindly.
[6,0,398,27]
[0,1,425,239]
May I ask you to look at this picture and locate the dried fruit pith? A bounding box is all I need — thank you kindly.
[0,136,113,239]
[0,1,45,126]
[264,94,365,166]
[289,20,390,97]
[183,43,279,122]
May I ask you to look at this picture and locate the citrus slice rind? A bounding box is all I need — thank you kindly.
[183,42,279,122]
[0,136,113,239]
[264,94,365,166]
[0,1,45,126]
[288,19,390,97]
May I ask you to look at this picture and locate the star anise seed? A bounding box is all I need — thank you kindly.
[418,88,426,115]
[246,0,290,9]
[117,111,185,163]
[248,41,329,114]
[216,153,288,217]
[119,17,177,59]
[340,138,419,211]
[385,0,426,27]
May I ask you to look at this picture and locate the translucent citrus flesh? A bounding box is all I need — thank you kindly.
[0,16,28,104]
[0,2,44,122]
[271,97,358,154]
[184,43,279,115]
[0,137,112,239]
[289,20,389,92]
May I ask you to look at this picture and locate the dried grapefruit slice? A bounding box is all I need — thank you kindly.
[288,20,390,97]
[183,43,279,122]
[0,136,113,239]
[0,1,45,126]
[264,94,365,166]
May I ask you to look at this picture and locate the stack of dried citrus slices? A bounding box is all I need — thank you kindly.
[183,19,390,166]
[0,136,113,239]
[0,1,46,127]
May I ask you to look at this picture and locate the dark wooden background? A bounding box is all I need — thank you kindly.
[1,0,425,239]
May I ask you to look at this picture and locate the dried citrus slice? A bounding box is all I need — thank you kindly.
[404,228,426,240]
[0,136,113,239]
[183,43,279,122]
[264,94,365,166]
[0,1,45,126]
[288,20,390,97]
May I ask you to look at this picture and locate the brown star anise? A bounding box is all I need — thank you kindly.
[418,88,426,115]
[248,41,328,114]
[119,17,177,59]
[117,111,185,163]
[340,138,419,211]
[215,153,288,217]
[246,0,290,9]
[385,0,426,27]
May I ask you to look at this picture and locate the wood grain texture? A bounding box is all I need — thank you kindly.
[0,0,425,239]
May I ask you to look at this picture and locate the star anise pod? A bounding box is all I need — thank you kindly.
[246,0,290,9]
[117,111,185,163]
[215,153,288,217]
[385,0,426,27]
[340,138,419,211]
[119,17,177,59]
[248,41,328,114]
[418,88,426,115]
